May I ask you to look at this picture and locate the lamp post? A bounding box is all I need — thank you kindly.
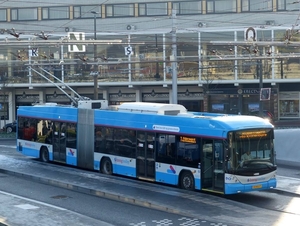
[257,58,263,117]
[91,11,98,100]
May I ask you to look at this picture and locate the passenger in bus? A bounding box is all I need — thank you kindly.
[30,123,37,141]
[42,122,48,136]
[167,143,173,157]
[23,123,37,141]
[61,123,66,133]
[45,128,53,144]
[241,149,252,161]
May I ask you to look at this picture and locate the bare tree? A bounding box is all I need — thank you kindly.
[200,63,222,112]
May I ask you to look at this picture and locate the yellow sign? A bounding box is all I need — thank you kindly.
[252,184,262,189]
[238,131,267,139]
[180,136,196,143]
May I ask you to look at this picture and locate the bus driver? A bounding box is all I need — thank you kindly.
[241,150,253,161]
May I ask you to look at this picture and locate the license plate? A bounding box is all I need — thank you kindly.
[252,184,262,189]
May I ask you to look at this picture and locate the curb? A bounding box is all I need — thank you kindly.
[0,168,187,217]
[0,167,248,225]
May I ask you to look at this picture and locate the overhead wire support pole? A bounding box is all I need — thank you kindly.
[61,45,64,83]
[28,38,32,87]
[91,11,98,100]
[171,9,177,104]
[128,34,132,83]
[258,59,263,117]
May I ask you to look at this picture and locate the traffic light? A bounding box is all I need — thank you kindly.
[260,88,271,101]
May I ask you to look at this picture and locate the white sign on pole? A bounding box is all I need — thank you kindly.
[29,48,38,57]
[125,46,133,56]
[244,27,256,41]
[68,32,86,52]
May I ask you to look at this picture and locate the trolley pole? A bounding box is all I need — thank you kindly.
[171,9,177,104]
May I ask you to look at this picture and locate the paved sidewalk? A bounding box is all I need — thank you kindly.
[276,175,300,195]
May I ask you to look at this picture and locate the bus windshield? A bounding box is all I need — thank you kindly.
[226,129,276,175]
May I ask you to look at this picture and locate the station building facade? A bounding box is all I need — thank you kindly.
[0,0,300,124]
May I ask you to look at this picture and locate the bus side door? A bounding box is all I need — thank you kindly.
[136,131,155,180]
[201,139,224,192]
[52,122,67,163]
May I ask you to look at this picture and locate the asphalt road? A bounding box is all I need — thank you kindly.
[1,172,222,226]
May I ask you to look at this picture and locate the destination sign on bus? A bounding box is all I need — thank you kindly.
[180,136,196,143]
[238,130,268,139]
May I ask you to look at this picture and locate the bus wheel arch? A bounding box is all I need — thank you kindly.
[179,170,195,191]
[100,157,113,175]
[40,146,49,163]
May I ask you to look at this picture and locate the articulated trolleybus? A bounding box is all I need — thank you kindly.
[17,100,276,195]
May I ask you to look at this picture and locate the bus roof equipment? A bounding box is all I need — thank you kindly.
[117,102,187,115]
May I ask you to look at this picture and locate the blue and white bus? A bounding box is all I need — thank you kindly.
[16,101,276,195]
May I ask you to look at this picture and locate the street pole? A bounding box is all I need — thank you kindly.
[171,9,177,104]
[91,11,98,100]
[155,34,160,80]
[258,59,263,117]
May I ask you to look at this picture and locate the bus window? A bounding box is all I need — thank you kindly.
[95,126,105,153]
[146,134,155,159]
[66,123,76,149]
[117,129,136,157]
[18,117,37,141]
[156,134,175,164]
[177,136,199,168]
[105,128,114,153]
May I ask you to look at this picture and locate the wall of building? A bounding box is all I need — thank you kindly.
[274,129,300,167]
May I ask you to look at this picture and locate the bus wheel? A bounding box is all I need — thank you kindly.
[40,147,49,163]
[101,158,113,175]
[180,171,194,191]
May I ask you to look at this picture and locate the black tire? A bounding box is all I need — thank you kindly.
[6,126,13,133]
[101,158,113,175]
[40,147,49,163]
[180,171,195,191]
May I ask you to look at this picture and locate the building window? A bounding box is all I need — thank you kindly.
[279,92,300,118]
[242,0,272,12]
[207,0,237,13]
[42,6,69,20]
[74,5,101,18]
[173,1,202,15]
[139,2,168,16]
[280,99,299,118]
[11,8,38,21]
[106,4,134,17]
[0,102,8,120]
[277,0,298,11]
[0,9,7,21]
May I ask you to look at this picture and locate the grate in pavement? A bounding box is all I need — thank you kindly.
[51,195,69,199]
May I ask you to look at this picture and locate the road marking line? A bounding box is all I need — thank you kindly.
[0,145,16,148]
[0,190,66,211]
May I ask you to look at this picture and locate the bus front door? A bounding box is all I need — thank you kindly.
[201,140,224,193]
[52,122,66,163]
[136,132,155,181]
